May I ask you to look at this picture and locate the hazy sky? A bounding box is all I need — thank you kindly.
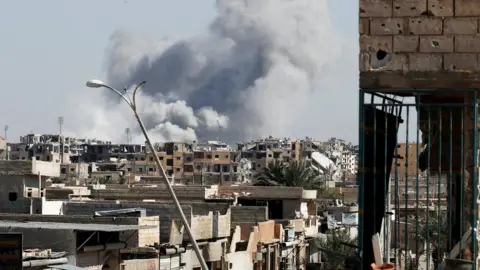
[0,0,359,143]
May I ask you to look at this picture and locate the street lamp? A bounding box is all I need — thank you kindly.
[86,79,209,270]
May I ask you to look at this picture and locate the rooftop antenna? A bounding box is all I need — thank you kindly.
[125,128,131,144]
[216,120,221,142]
[4,125,8,141]
[58,116,64,136]
[58,116,64,163]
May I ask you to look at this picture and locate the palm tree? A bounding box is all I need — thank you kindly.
[254,160,321,189]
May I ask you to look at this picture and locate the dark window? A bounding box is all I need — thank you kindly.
[166,159,173,166]
[8,192,17,201]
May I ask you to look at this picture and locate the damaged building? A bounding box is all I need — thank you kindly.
[359,0,480,269]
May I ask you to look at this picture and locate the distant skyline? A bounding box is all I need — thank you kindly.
[0,0,360,143]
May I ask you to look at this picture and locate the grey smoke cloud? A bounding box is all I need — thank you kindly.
[75,0,357,144]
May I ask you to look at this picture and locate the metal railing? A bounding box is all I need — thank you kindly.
[357,89,478,270]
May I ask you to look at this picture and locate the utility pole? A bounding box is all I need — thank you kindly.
[58,116,64,135]
[4,125,8,141]
[58,116,64,163]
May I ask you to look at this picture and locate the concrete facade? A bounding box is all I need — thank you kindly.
[230,206,269,225]
[63,201,231,243]
[0,160,60,177]
[0,214,160,269]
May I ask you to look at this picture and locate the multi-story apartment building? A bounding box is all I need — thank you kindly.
[90,141,244,185]
[237,136,302,174]
[299,137,325,159]
[395,142,419,176]
[8,134,72,164]
[339,152,358,175]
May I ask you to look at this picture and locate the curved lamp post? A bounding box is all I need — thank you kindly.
[86,79,209,270]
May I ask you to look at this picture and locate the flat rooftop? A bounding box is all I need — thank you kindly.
[0,220,156,232]
[0,160,60,177]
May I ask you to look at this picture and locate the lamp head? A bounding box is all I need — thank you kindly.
[86,79,106,88]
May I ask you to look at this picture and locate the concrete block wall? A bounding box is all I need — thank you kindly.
[190,213,213,240]
[91,185,206,200]
[64,202,192,243]
[230,206,268,225]
[120,258,158,270]
[215,209,231,238]
[188,210,231,241]
[360,0,480,72]
[218,185,304,199]
[136,216,160,247]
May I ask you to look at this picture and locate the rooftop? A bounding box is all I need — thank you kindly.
[0,160,60,177]
[0,220,156,232]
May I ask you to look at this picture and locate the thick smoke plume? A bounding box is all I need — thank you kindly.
[75,0,357,144]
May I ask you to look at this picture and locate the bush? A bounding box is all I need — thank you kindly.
[316,229,357,270]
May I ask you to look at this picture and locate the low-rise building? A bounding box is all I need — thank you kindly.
[0,214,160,269]
[0,160,59,214]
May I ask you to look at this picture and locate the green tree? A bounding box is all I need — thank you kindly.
[316,229,358,270]
[254,160,321,189]
[409,209,448,269]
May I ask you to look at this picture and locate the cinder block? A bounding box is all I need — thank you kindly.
[360,35,393,53]
[360,53,370,71]
[455,35,480,53]
[359,18,370,35]
[394,36,419,52]
[428,0,454,17]
[360,0,393,17]
[444,18,478,35]
[370,18,405,35]
[409,53,443,71]
[419,36,454,52]
[455,0,480,17]
[383,53,409,71]
[393,0,427,17]
[443,53,479,71]
[408,17,443,35]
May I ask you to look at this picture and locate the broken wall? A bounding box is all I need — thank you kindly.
[360,0,480,264]
[360,0,480,89]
